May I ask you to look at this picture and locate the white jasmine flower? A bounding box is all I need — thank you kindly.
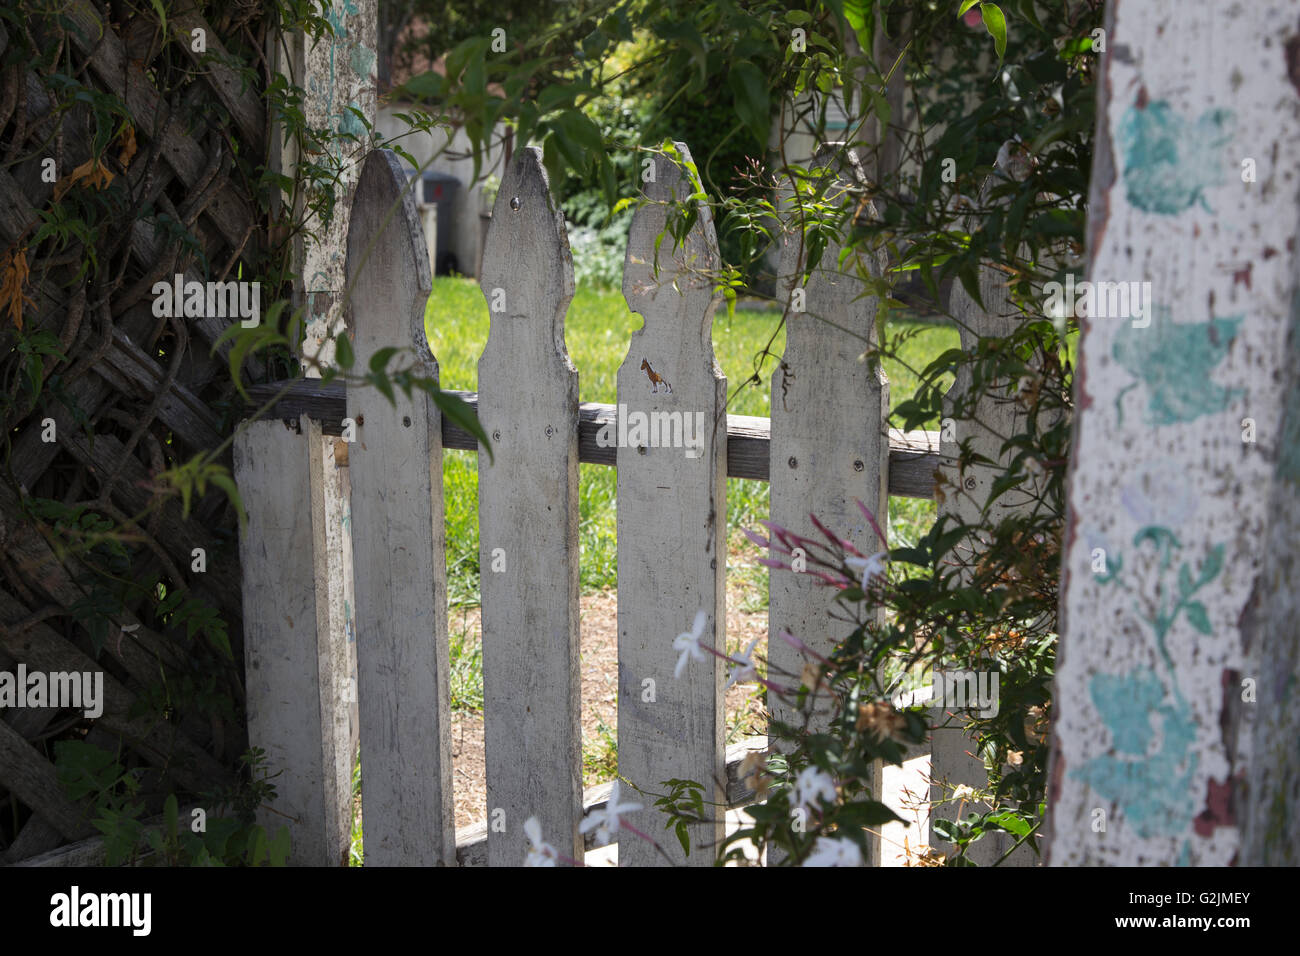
[578,781,643,845]
[845,551,888,591]
[792,766,837,815]
[672,609,709,678]
[725,637,761,690]
[803,837,862,867]
[523,816,557,867]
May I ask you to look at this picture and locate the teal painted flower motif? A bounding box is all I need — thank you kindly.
[1118,100,1233,215]
[1113,307,1243,426]
[1072,669,1199,838]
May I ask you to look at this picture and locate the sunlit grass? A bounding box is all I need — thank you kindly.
[425,277,956,607]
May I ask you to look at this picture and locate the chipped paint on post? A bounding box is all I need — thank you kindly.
[301,0,378,370]
[1047,0,1300,866]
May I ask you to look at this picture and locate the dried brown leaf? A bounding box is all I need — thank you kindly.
[0,246,34,330]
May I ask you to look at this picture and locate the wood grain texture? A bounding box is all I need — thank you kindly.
[0,720,95,842]
[767,145,888,864]
[345,149,455,865]
[476,147,583,865]
[1046,0,1300,865]
[244,381,941,496]
[233,418,350,865]
[616,143,726,866]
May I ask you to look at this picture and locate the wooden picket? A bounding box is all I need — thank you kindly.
[233,418,352,866]
[615,143,728,866]
[345,149,455,866]
[477,147,584,865]
[767,145,889,864]
[930,160,1039,866]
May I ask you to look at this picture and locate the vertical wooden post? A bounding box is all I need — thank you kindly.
[299,0,379,369]
[930,165,1039,867]
[617,142,727,866]
[477,147,583,865]
[768,144,888,865]
[346,149,454,865]
[1047,0,1300,865]
[1239,303,1300,865]
[234,418,352,865]
[261,0,378,861]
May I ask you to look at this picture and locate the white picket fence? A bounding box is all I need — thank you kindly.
[232,143,1016,866]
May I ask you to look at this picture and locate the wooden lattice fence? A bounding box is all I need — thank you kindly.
[0,3,275,864]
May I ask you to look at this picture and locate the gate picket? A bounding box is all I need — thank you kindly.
[767,144,889,865]
[346,149,454,865]
[477,147,583,866]
[616,142,727,866]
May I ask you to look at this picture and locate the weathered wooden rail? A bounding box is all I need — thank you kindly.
[244,380,942,497]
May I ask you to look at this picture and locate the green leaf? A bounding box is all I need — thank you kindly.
[558,111,603,155]
[268,826,292,867]
[335,333,354,369]
[980,4,1008,62]
[368,346,401,375]
[164,794,179,839]
[430,389,494,464]
[675,820,690,857]
[370,370,396,404]
[932,817,961,842]
[957,263,985,311]
[835,800,905,828]
[958,0,981,15]
[727,61,770,148]
[982,810,1030,837]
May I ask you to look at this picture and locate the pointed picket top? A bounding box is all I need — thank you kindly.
[622,142,721,351]
[480,146,575,328]
[348,148,435,364]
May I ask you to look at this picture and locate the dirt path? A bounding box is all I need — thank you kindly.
[444,585,770,830]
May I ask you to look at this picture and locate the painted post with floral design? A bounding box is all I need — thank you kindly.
[1046,0,1300,866]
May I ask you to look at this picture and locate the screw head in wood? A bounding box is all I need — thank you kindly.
[853,459,864,472]
[402,416,411,427]
[788,456,798,468]
[493,429,502,442]
[545,425,554,437]
[509,196,521,211]
[965,476,977,490]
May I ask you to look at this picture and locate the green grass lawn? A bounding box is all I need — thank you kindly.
[425,277,958,610]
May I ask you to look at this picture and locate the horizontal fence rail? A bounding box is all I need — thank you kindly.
[243,380,941,498]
